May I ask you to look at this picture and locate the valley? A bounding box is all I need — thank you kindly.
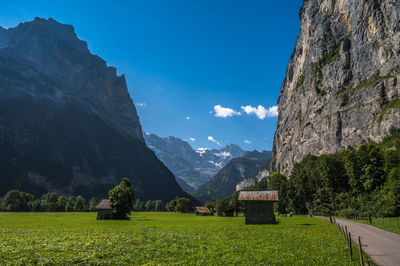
[1,0,400,265]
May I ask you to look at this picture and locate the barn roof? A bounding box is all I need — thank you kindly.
[195,206,211,213]
[238,191,279,201]
[95,199,113,210]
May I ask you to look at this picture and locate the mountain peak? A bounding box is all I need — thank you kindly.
[0,18,144,141]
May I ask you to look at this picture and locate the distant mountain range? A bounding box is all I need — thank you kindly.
[0,18,194,202]
[193,150,272,203]
[144,133,245,193]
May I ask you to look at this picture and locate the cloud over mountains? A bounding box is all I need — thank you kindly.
[213,104,278,119]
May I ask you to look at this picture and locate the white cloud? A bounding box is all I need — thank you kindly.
[268,105,278,117]
[213,105,241,118]
[186,116,191,120]
[244,140,252,144]
[208,136,221,146]
[241,105,278,119]
[189,138,196,142]
[196,147,209,156]
[136,102,147,107]
[215,151,232,158]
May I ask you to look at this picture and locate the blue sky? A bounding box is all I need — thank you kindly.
[0,0,302,151]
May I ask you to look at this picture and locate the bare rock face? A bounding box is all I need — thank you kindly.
[0,17,143,141]
[272,0,400,174]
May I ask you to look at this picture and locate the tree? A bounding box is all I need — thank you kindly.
[28,199,43,212]
[20,192,34,208]
[166,197,178,212]
[154,200,165,212]
[268,172,286,190]
[133,199,142,211]
[139,202,145,211]
[89,197,99,211]
[73,195,87,211]
[0,190,25,211]
[267,172,289,214]
[65,196,76,212]
[41,192,58,212]
[356,143,385,192]
[205,201,216,213]
[216,197,233,216]
[229,192,241,216]
[145,200,153,211]
[108,177,134,219]
[174,198,192,213]
[57,196,67,211]
[287,155,319,214]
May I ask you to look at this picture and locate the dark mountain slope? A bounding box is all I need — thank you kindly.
[0,18,193,202]
[193,150,272,203]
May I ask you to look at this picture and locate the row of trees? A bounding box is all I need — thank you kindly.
[239,130,400,218]
[0,190,101,212]
[133,197,193,213]
[205,193,241,217]
[166,197,192,213]
[133,199,167,212]
[0,184,193,216]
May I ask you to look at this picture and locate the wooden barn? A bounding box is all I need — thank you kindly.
[95,199,114,220]
[195,206,213,216]
[238,191,279,224]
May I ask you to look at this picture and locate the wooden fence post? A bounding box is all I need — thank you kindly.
[358,236,364,266]
[348,232,353,261]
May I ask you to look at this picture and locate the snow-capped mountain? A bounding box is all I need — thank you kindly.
[144,133,245,193]
[195,144,246,169]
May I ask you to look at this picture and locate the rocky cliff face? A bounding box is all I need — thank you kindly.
[272,0,400,173]
[0,18,194,202]
[0,17,143,141]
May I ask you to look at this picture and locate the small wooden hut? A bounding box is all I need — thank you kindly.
[238,191,278,224]
[95,199,114,220]
[195,206,213,216]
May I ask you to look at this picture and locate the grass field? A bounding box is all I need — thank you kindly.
[0,212,370,265]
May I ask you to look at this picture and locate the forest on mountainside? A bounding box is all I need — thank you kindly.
[218,129,400,218]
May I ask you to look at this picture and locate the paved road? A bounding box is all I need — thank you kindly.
[331,218,400,266]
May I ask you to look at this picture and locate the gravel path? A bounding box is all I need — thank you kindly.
[332,218,400,266]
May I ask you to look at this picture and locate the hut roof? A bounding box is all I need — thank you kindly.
[95,199,113,210]
[195,206,211,213]
[238,191,279,201]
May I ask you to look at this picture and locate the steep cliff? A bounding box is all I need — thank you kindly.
[0,18,193,202]
[272,0,400,173]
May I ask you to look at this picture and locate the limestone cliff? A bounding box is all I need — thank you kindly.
[272,0,400,173]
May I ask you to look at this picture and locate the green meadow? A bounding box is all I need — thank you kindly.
[0,212,369,265]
